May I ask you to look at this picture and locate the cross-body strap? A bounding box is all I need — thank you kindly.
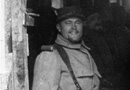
[54,43,82,90]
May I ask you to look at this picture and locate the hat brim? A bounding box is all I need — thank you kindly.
[57,13,86,23]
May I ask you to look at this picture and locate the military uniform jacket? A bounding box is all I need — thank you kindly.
[32,34,101,90]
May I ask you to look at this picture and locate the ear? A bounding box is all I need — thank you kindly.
[56,24,61,32]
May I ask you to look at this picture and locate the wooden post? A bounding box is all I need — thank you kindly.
[0,0,29,90]
[11,0,29,90]
[0,0,7,89]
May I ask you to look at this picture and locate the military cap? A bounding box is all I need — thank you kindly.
[56,6,86,23]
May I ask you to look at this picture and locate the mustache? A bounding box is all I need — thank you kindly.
[69,29,79,33]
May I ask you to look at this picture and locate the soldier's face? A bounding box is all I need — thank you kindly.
[88,15,102,30]
[57,17,83,44]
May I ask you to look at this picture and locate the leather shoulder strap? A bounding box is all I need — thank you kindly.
[54,43,82,90]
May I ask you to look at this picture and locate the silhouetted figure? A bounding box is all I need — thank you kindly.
[83,13,115,90]
[101,6,130,89]
[84,6,130,89]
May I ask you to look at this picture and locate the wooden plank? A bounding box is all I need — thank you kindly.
[10,0,29,90]
[0,0,12,90]
[0,0,29,89]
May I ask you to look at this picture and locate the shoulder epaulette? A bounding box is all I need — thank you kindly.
[41,45,54,51]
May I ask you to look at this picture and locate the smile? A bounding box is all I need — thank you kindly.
[69,30,79,35]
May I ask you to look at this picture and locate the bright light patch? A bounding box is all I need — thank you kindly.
[51,0,63,9]
[0,0,6,74]
[109,0,117,3]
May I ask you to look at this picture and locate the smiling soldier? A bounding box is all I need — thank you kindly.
[32,6,101,90]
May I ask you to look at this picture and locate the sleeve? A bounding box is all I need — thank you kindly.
[32,51,61,90]
[93,74,100,90]
[90,56,101,90]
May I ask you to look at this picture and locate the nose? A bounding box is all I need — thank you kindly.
[72,23,76,29]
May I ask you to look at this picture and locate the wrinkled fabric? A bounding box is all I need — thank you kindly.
[32,34,101,90]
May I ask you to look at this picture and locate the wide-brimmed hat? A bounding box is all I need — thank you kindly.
[56,6,86,23]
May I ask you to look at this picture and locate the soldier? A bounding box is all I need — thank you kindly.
[32,6,101,90]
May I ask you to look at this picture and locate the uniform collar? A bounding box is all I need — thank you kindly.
[55,34,90,50]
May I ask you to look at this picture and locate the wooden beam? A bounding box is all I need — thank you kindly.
[0,0,7,89]
[11,0,29,90]
[0,0,29,90]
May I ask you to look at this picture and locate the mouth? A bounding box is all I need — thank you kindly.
[69,30,79,35]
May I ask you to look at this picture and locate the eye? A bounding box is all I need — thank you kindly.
[65,21,71,24]
[76,20,82,24]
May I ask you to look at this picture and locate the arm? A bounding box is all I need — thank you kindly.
[90,56,101,90]
[32,51,61,90]
[93,74,100,90]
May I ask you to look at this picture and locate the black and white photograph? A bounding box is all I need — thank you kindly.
[0,0,130,90]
